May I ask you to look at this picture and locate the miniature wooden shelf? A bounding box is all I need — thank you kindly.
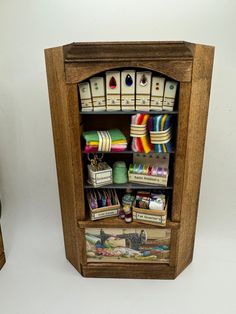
[78,216,180,229]
[45,41,214,279]
[80,110,178,115]
[84,182,173,189]
[82,150,175,154]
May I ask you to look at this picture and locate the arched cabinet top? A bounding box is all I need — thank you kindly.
[45,41,214,83]
[63,41,195,62]
[60,41,197,84]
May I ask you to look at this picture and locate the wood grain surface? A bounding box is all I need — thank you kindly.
[45,47,85,272]
[175,44,214,276]
[63,41,194,62]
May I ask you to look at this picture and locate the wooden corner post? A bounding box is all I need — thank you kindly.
[45,47,85,271]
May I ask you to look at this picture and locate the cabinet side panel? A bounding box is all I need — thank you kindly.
[176,45,214,275]
[0,225,6,269]
[45,47,85,271]
[172,82,192,221]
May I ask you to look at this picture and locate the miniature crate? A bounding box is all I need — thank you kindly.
[87,163,112,187]
[89,203,120,221]
[88,191,120,221]
[132,201,168,226]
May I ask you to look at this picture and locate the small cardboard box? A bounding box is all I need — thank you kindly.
[128,153,169,187]
[88,190,120,221]
[89,204,120,221]
[132,201,168,226]
[87,163,112,187]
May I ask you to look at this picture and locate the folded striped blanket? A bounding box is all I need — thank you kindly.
[83,129,127,152]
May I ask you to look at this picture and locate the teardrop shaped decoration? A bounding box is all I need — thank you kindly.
[140,74,148,87]
[109,76,117,89]
[125,74,133,87]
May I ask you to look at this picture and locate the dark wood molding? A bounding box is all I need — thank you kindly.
[63,41,194,62]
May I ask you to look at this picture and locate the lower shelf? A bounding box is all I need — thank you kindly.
[84,182,173,190]
[78,217,180,229]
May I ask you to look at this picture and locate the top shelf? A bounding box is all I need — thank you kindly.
[80,110,178,115]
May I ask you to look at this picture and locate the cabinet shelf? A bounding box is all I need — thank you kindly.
[84,182,173,190]
[78,216,180,230]
[82,150,175,154]
[80,110,178,115]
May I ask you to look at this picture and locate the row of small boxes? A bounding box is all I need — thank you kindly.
[78,70,178,112]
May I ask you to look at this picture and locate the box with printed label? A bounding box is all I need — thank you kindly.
[87,163,113,187]
[132,201,168,226]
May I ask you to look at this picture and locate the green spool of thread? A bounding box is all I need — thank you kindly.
[113,161,128,184]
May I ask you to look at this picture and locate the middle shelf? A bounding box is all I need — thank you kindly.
[84,182,173,190]
[82,150,175,154]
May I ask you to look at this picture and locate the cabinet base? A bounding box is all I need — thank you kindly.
[80,263,178,279]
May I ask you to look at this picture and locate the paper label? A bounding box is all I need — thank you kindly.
[78,82,92,100]
[90,77,105,97]
[135,212,166,224]
[121,70,135,94]
[129,173,167,186]
[92,209,118,220]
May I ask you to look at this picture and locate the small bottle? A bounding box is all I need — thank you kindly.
[119,188,132,219]
[121,189,134,222]
[123,204,132,223]
[118,206,126,219]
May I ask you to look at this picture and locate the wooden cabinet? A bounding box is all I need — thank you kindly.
[45,41,214,279]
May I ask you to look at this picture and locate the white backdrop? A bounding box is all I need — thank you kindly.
[0,0,236,313]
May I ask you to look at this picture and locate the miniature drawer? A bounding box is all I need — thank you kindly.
[87,164,112,187]
[132,201,167,226]
[128,172,168,186]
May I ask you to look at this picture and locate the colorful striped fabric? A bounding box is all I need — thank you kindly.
[148,114,173,153]
[130,114,151,153]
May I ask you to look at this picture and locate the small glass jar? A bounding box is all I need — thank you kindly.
[113,161,128,184]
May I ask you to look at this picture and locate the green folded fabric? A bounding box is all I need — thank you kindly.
[83,129,126,142]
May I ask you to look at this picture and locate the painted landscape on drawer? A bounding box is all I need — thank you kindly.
[86,228,171,263]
